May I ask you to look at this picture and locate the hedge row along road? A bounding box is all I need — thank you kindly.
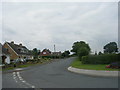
[2,57,118,88]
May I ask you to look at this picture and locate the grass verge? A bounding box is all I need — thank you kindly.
[71,58,119,71]
[2,60,51,71]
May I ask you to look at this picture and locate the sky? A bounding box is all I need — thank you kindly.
[1,1,118,53]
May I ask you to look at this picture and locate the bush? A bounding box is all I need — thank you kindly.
[81,54,119,64]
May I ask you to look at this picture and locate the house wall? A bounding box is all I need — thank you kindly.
[3,43,19,60]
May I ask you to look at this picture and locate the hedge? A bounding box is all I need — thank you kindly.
[81,54,119,64]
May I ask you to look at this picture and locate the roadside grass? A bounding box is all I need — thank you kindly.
[71,58,119,71]
[2,64,36,71]
[2,67,15,71]
[2,59,52,71]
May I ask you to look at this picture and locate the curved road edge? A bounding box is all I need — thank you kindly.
[67,66,119,77]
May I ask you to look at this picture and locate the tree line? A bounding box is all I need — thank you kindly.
[31,41,118,59]
[71,41,118,60]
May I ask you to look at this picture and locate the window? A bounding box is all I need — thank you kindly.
[20,48,28,53]
[43,52,46,54]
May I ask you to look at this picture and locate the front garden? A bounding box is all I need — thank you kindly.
[2,58,53,71]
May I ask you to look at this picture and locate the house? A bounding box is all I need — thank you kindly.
[0,43,10,64]
[39,49,51,56]
[3,41,33,61]
[52,52,62,56]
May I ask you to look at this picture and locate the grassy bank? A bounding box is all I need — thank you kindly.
[71,58,119,71]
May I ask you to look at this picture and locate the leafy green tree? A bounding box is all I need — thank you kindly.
[103,42,118,54]
[77,47,89,59]
[95,51,97,55]
[98,51,102,55]
[32,48,40,59]
[62,50,70,57]
[71,41,91,55]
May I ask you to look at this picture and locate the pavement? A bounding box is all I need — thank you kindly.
[2,57,118,88]
[68,66,119,77]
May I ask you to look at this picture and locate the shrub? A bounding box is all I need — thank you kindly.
[81,54,119,64]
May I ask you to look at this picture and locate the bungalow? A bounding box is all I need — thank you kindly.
[3,41,33,61]
[0,43,10,64]
[39,48,62,58]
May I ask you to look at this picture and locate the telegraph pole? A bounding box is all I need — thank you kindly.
[54,44,56,52]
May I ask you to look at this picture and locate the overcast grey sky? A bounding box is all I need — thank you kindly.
[1,2,118,53]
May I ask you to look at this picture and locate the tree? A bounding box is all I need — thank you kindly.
[98,51,102,55]
[62,50,70,57]
[32,48,39,59]
[95,51,97,55]
[65,50,70,55]
[71,41,91,55]
[103,42,118,54]
[77,47,89,59]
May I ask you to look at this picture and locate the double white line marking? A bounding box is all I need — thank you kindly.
[13,71,35,88]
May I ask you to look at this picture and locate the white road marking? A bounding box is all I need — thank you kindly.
[19,77,22,79]
[25,82,31,86]
[31,86,35,88]
[13,71,36,88]
[20,78,23,81]
[13,72,15,74]
[17,72,19,74]
[13,77,16,79]
[14,80,18,83]
[22,81,26,83]
[13,72,18,83]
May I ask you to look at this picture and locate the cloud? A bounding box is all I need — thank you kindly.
[2,2,118,53]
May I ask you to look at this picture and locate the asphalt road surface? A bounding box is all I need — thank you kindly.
[2,57,118,88]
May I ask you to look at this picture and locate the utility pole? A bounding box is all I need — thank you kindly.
[54,44,56,52]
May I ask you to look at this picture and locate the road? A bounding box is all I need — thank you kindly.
[2,57,118,88]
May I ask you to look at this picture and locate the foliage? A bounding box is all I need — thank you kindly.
[103,42,118,54]
[98,51,102,55]
[71,41,91,59]
[62,50,70,58]
[81,54,119,64]
[71,41,90,55]
[32,48,40,59]
[71,58,118,71]
[95,51,97,55]
[77,47,89,59]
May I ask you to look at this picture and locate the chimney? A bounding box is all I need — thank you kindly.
[11,41,14,44]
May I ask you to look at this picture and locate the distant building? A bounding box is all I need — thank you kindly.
[52,52,62,56]
[118,47,120,53]
[39,49,52,56]
[3,41,33,61]
[0,43,10,64]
